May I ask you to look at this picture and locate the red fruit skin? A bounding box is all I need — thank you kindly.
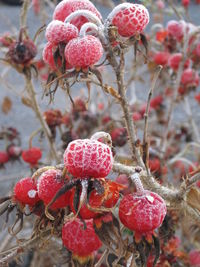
[182,0,190,8]
[45,21,78,45]
[119,191,167,233]
[73,97,87,113]
[0,151,10,164]
[149,158,161,173]
[62,218,102,256]
[70,188,103,219]
[37,169,70,210]
[65,35,103,69]
[7,39,37,65]
[168,53,190,71]
[181,68,199,87]
[189,250,200,267]
[132,112,142,121]
[153,51,169,66]
[22,147,42,166]
[64,139,113,178]
[110,127,127,147]
[53,0,102,30]
[43,42,72,71]
[111,3,149,37]
[166,20,184,41]
[13,177,40,206]
[43,109,62,127]
[150,95,163,110]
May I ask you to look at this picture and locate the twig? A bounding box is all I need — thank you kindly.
[184,96,200,142]
[95,249,109,267]
[24,76,60,163]
[20,0,31,29]
[0,230,51,266]
[143,65,162,172]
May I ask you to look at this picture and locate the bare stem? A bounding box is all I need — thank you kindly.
[20,0,31,29]
[24,76,59,163]
[184,96,200,142]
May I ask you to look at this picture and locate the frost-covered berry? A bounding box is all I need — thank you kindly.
[53,0,102,30]
[119,190,166,234]
[37,169,70,210]
[108,3,149,37]
[45,21,78,45]
[153,51,169,66]
[43,42,71,70]
[166,20,184,41]
[62,218,102,257]
[64,138,113,178]
[168,53,190,71]
[13,177,40,206]
[64,35,103,69]
[181,68,199,88]
[22,147,42,166]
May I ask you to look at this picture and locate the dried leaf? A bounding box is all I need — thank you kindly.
[103,84,121,100]
[21,96,33,108]
[186,187,200,211]
[2,96,12,114]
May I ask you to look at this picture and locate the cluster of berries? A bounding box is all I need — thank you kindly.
[0,127,42,168]
[43,0,149,72]
[11,131,166,264]
[152,19,200,95]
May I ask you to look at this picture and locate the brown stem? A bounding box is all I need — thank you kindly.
[25,76,59,163]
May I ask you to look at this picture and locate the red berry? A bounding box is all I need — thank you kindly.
[69,187,103,219]
[32,0,40,14]
[7,145,22,158]
[37,169,70,210]
[189,250,200,267]
[132,112,142,121]
[149,158,161,173]
[153,51,169,66]
[182,0,190,8]
[166,20,184,41]
[110,127,127,147]
[45,21,78,45]
[13,177,40,206]
[43,42,71,70]
[0,151,10,165]
[110,3,149,37]
[168,53,190,71]
[65,35,103,69]
[62,218,102,257]
[53,0,102,30]
[43,109,62,127]
[150,95,163,110]
[101,115,111,125]
[7,39,37,65]
[119,191,166,234]
[22,147,42,166]
[64,138,113,178]
[72,97,87,113]
[181,68,199,88]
